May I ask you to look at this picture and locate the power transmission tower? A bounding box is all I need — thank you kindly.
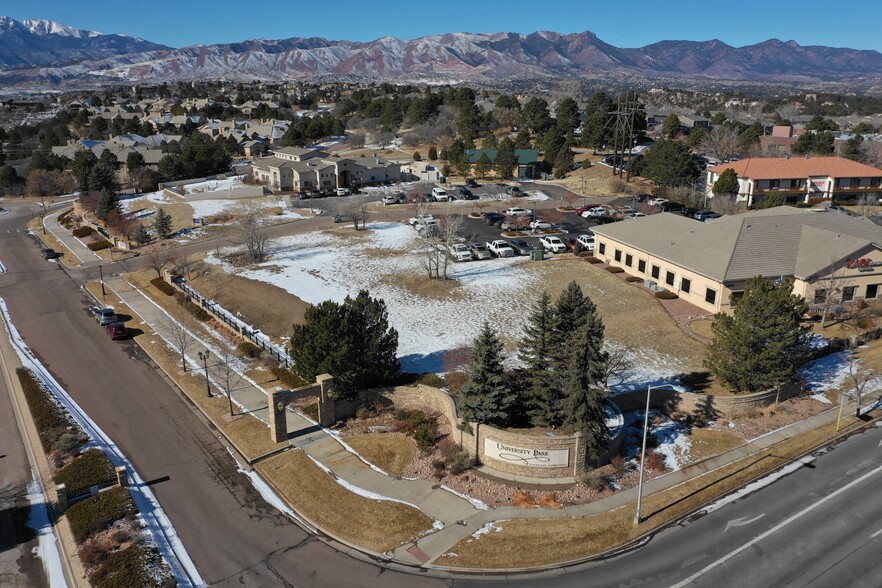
[610,92,641,182]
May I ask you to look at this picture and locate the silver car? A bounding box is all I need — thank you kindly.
[94,307,118,325]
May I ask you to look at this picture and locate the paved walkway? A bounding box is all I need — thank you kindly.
[100,274,850,568]
[43,209,101,264]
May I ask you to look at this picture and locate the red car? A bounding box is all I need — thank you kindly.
[105,322,128,340]
[574,204,599,216]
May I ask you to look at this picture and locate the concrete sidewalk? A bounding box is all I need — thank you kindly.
[100,274,850,568]
[43,209,101,264]
[101,276,485,564]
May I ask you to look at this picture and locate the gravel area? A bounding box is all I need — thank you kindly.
[707,394,832,440]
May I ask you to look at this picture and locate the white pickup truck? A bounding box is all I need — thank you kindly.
[540,235,566,253]
[486,239,515,258]
[448,243,472,262]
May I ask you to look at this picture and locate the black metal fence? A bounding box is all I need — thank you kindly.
[67,475,120,504]
[174,278,292,368]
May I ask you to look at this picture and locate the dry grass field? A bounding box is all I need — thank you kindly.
[346,434,418,478]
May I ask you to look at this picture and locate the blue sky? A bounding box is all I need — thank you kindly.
[6,0,881,51]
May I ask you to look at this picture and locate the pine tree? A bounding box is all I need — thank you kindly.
[705,277,812,393]
[475,153,492,179]
[494,138,518,180]
[459,322,515,427]
[553,281,592,348]
[518,292,560,426]
[153,207,173,240]
[428,146,438,161]
[561,308,610,461]
[713,168,739,197]
[95,191,120,221]
[133,223,151,246]
[661,113,681,139]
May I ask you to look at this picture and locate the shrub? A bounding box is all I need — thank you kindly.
[87,240,112,251]
[149,278,175,296]
[513,491,535,508]
[66,487,136,543]
[693,408,710,428]
[416,373,447,389]
[610,455,627,474]
[413,421,438,452]
[55,432,87,454]
[447,449,474,475]
[580,471,609,492]
[17,368,79,453]
[393,409,429,435]
[644,451,668,471]
[625,276,643,283]
[178,298,211,321]
[270,365,307,389]
[537,493,561,509]
[89,545,169,588]
[655,290,678,300]
[54,449,116,494]
[73,226,95,238]
[604,266,625,274]
[237,341,262,358]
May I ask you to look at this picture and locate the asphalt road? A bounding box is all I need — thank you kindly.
[3,197,882,587]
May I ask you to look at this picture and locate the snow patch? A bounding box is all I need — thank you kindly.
[469,521,504,540]
[25,476,66,587]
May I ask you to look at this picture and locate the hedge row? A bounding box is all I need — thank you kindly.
[149,277,175,296]
[66,487,136,543]
[88,240,112,252]
[54,448,116,495]
[236,340,262,358]
[604,266,625,274]
[181,298,211,321]
[271,365,307,389]
[655,291,679,300]
[16,368,79,453]
[625,276,644,283]
[89,545,169,588]
[72,226,95,238]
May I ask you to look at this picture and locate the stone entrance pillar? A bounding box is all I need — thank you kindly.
[316,374,335,427]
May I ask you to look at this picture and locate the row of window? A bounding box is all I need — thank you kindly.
[815,284,879,304]
[600,242,717,306]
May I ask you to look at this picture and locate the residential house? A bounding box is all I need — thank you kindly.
[464,149,540,178]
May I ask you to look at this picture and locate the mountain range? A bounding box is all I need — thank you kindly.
[2,16,882,87]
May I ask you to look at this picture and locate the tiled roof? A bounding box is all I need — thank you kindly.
[708,156,882,180]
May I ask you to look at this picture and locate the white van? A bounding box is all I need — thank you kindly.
[431,187,449,202]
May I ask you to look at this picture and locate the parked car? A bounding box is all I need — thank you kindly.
[695,210,722,221]
[94,307,118,326]
[506,186,522,196]
[509,239,536,256]
[634,194,653,203]
[416,219,440,235]
[458,187,474,199]
[333,213,348,223]
[408,214,437,226]
[561,236,577,252]
[593,215,619,225]
[105,321,128,340]
[659,201,685,213]
[616,205,636,215]
[483,212,506,226]
[469,242,492,260]
[296,190,311,200]
[382,192,405,205]
[447,243,472,262]
[576,234,596,251]
[679,207,701,218]
[539,236,566,253]
[501,219,528,231]
[529,219,553,230]
[505,206,532,217]
[625,212,647,219]
[581,207,607,218]
[648,197,669,207]
[432,187,449,201]
[465,178,479,188]
[574,205,597,216]
[336,187,351,196]
[486,239,515,258]
[41,248,59,260]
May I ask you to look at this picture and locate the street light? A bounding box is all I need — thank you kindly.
[97,264,105,299]
[197,350,211,398]
[635,383,679,524]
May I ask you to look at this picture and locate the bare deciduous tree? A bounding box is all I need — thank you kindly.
[106,210,138,244]
[845,340,878,417]
[348,132,366,150]
[812,259,857,330]
[213,347,243,418]
[161,306,192,373]
[710,193,741,215]
[701,126,742,162]
[240,210,269,263]
[436,206,465,280]
[603,344,634,389]
[857,193,878,218]
[146,245,173,278]
[342,195,370,230]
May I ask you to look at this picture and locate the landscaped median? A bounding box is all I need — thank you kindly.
[255,450,435,553]
[439,410,875,569]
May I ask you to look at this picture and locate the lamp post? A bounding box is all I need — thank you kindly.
[198,350,211,398]
[97,264,105,299]
[635,383,679,524]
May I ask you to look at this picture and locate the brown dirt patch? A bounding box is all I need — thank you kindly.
[689,318,715,340]
[255,450,433,552]
[683,428,745,464]
[346,434,418,477]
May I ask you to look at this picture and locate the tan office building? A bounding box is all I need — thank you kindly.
[592,207,882,314]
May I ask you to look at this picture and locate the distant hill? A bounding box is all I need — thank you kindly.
[2,17,882,86]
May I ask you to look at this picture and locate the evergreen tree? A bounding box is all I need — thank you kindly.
[153,207,173,240]
[520,97,553,136]
[133,223,151,246]
[290,291,399,398]
[475,153,492,179]
[555,97,581,134]
[87,162,119,195]
[713,168,739,197]
[0,165,22,189]
[641,139,701,186]
[95,191,120,221]
[494,138,518,180]
[561,316,610,461]
[458,322,515,427]
[705,277,812,393]
[428,146,438,160]
[661,113,681,139]
[840,134,866,162]
[514,128,533,149]
[582,92,615,153]
[518,293,559,426]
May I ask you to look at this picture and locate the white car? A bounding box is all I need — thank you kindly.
[529,219,553,230]
[581,207,607,218]
[408,214,436,226]
[506,207,532,217]
[648,197,668,207]
[336,187,351,196]
[576,234,595,251]
[448,243,472,262]
[382,192,404,205]
[616,205,636,215]
[625,212,647,219]
[539,236,566,253]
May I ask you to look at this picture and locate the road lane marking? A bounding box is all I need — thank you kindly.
[725,514,765,532]
[673,462,882,587]
[871,527,882,539]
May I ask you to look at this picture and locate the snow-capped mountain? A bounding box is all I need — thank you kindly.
[2,16,882,86]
